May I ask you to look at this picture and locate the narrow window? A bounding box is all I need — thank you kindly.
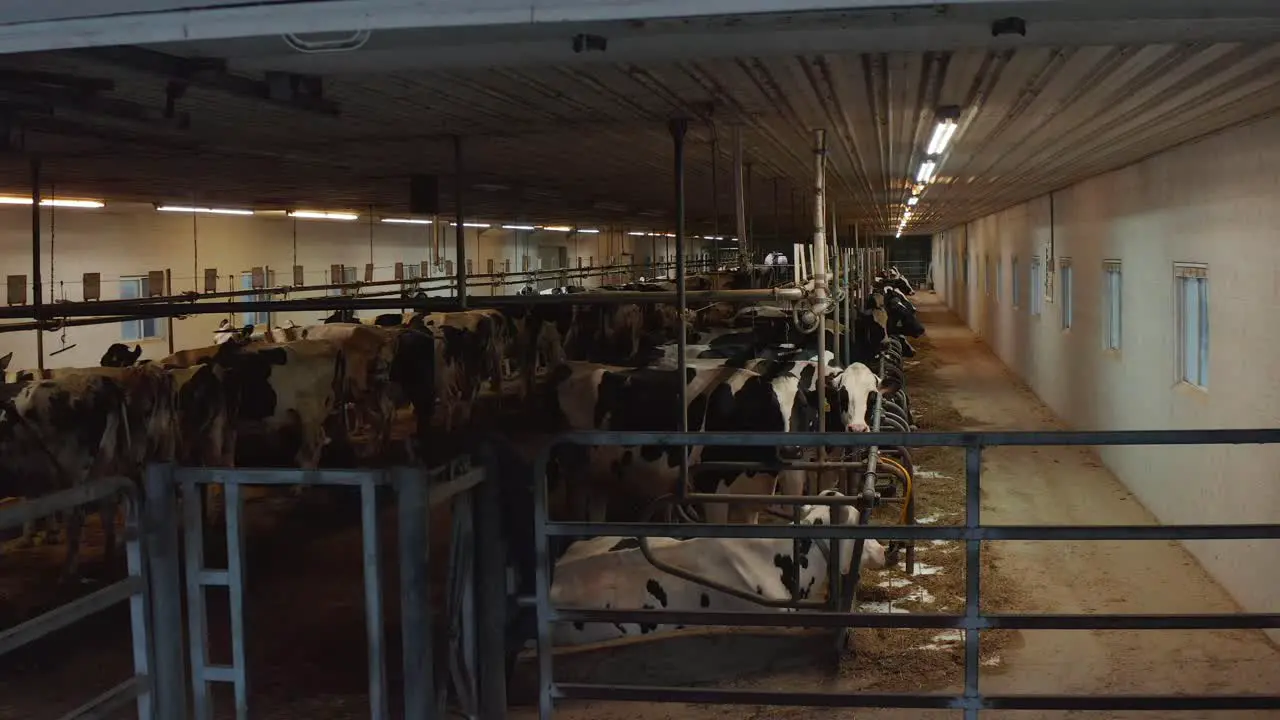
[1103,260,1122,351]
[330,265,359,297]
[995,257,1002,301]
[1175,263,1209,387]
[120,276,164,341]
[1012,256,1021,308]
[239,269,274,327]
[1030,257,1043,316]
[1059,258,1073,330]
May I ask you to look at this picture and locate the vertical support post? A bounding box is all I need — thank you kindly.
[813,129,829,467]
[182,478,213,720]
[165,269,176,355]
[533,448,555,720]
[362,478,390,720]
[671,118,690,495]
[453,134,468,309]
[963,441,983,720]
[124,490,156,720]
[144,464,187,720]
[396,467,432,720]
[31,156,44,372]
[843,249,853,365]
[710,135,720,269]
[732,125,747,267]
[225,482,249,720]
[474,448,508,719]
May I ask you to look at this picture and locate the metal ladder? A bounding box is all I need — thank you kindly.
[182,480,250,720]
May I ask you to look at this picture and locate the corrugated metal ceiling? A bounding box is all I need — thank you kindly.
[0,38,1275,237]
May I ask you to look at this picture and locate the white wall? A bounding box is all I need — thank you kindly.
[0,205,709,370]
[932,113,1280,629]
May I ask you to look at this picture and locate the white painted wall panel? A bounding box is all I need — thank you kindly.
[934,113,1280,633]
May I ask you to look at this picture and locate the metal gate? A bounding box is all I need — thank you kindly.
[528,428,1280,718]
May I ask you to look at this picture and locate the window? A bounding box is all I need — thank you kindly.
[329,265,359,297]
[995,257,1002,301]
[984,256,991,295]
[1030,257,1043,316]
[239,269,275,327]
[1012,257,1021,308]
[1103,260,1122,351]
[1175,263,1209,387]
[1059,258,1073,329]
[120,276,164,341]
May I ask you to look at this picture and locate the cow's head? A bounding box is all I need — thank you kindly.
[884,292,924,338]
[101,343,143,367]
[827,362,901,432]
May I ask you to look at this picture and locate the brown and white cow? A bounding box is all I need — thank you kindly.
[293,323,398,454]
[0,373,132,581]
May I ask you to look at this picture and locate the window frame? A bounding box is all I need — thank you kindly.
[1174,263,1209,388]
[1103,260,1122,351]
[119,275,164,341]
[1030,256,1043,316]
[1059,257,1074,330]
[239,269,274,328]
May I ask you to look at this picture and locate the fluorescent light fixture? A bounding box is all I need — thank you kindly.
[451,222,492,228]
[576,228,601,234]
[916,161,937,184]
[289,210,359,221]
[381,217,432,225]
[907,196,919,206]
[541,225,573,232]
[628,231,648,236]
[157,205,254,216]
[896,231,903,238]
[0,195,105,208]
[927,118,959,155]
[502,224,537,230]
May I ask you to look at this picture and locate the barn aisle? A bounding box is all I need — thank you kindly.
[511,291,1280,720]
[916,291,1280,719]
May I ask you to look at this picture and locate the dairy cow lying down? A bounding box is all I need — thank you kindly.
[547,490,888,646]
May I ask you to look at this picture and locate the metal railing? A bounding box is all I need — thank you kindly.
[141,459,505,720]
[0,476,156,720]
[528,428,1280,718]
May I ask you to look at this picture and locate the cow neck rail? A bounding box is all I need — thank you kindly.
[530,429,1280,719]
[0,476,156,720]
[0,286,806,323]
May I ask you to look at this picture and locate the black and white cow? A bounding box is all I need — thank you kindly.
[545,490,888,646]
[543,359,891,525]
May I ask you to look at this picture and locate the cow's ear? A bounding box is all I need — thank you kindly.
[0,351,10,371]
[878,375,902,396]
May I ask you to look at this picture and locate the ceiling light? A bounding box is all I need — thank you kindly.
[157,205,254,216]
[627,231,649,236]
[896,231,903,238]
[382,217,432,225]
[541,225,573,232]
[576,228,601,234]
[927,118,959,155]
[0,195,105,208]
[451,222,492,228]
[916,161,937,184]
[907,196,919,206]
[503,224,537,230]
[290,210,359,221]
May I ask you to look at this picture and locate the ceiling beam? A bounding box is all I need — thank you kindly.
[72,45,341,116]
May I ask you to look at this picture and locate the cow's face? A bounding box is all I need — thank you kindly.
[885,294,924,337]
[829,363,900,432]
[101,343,143,368]
[800,490,888,576]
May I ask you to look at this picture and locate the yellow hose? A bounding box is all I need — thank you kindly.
[875,455,914,525]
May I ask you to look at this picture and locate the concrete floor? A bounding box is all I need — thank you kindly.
[510,292,1280,720]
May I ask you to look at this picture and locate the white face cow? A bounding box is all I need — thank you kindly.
[828,362,899,432]
[545,489,887,647]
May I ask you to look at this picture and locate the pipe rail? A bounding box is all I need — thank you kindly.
[530,428,1280,719]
